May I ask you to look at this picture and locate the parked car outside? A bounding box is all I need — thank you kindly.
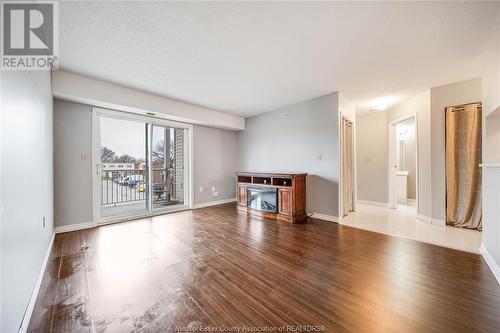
[120,176,130,186]
[127,174,144,187]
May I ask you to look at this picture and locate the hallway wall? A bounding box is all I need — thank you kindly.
[356,111,388,204]
[356,92,429,210]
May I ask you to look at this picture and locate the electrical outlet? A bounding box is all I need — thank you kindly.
[213,191,219,197]
[42,217,46,228]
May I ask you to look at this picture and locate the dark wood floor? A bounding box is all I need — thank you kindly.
[29,203,500,332]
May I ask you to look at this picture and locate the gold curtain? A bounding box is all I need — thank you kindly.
[445,103,482,230]
[342,118,354,217]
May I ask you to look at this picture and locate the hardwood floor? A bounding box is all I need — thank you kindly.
[28,203,500,332]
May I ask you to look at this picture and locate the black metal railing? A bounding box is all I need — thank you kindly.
[100,168,175,206]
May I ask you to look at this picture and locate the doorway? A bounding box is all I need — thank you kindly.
[341,116,356,217]
[388,115,418,211]
[92,108,192,224]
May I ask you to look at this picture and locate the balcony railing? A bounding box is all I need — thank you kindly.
[101,168,175,206]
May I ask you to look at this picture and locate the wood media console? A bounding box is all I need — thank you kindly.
[236,172,307,223]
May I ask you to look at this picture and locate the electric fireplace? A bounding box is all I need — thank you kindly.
[236,172,307,223]
[247,187,277,213]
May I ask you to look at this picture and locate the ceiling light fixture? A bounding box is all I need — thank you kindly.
[367,96,400,112]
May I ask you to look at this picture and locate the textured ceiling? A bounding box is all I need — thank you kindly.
[59,1,500,117]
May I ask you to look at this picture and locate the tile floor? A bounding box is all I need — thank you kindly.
[341,202,482,253]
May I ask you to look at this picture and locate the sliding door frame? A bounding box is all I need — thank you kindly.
[91,107,193,226]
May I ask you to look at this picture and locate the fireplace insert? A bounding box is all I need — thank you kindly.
[247,186,277,213]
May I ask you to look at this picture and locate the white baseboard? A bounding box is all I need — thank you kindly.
[416,214,445,226]
[309,212,340,223]
[357,200,388,207]
[55,221,93,234]
[194,198,236,209]
[416,214,431,223]
[56,201,237,233]
[431,219,446,226]
[19,230,55,333]
[480,243,500,285]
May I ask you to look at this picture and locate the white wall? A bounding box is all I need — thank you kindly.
[430,78,482,221]
[356,111,388,203]
[237,93,341,217]
[1,71,54,332]
[193,125,238,205]
[53,100,93,227]
[485,114,500,162]
[481,13,500,277]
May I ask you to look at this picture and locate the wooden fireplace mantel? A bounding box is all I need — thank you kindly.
[236,172,307,223]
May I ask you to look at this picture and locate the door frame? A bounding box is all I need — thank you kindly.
[443,102,482,226]
[91,107,194,226]
[387,113,419,210]
[338,112,357,222]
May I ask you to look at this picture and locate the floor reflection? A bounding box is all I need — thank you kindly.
[341,203,482,253]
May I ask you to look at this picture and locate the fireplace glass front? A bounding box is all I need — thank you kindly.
[247,187,277,213]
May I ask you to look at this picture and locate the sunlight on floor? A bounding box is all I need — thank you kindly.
[341,203,482,253]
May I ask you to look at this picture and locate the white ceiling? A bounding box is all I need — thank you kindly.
[59,1,500,117]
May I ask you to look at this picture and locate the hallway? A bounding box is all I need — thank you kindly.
[341,203,482,253]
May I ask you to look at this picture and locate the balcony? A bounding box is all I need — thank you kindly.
[101,168,182,218]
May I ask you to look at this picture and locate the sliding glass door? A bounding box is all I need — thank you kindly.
[94,108,191,224]
[151,124,187,210]
[99,116,149,219]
